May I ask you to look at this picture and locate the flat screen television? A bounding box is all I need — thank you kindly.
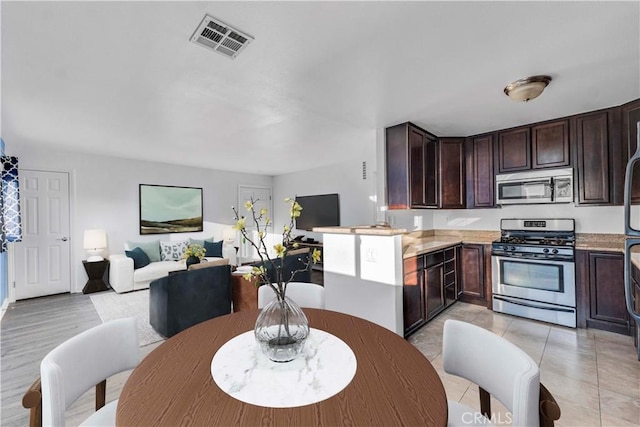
[295,193,340,231]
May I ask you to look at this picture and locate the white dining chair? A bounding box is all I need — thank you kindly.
[258,282,325,309]
[40,317,140,427]
[442,319,540,427]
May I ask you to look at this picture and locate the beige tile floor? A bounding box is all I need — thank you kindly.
[409,303,640,427]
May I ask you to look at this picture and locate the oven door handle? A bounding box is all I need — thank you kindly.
[493,295,575,313]
[492,255,573,266]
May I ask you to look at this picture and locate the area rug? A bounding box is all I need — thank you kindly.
[90,289,164,346]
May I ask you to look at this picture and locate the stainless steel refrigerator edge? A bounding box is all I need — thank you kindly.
[623,122,640,361]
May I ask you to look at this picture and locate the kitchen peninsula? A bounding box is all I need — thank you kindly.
[314,226,497,336]
[314,226,408,336]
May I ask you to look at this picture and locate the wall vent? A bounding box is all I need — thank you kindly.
[190,14,254,59]
[362,161,367,180]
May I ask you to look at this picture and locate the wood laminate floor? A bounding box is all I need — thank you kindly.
[1,293,638,426]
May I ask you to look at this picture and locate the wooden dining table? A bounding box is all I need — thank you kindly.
[116,309,448,426]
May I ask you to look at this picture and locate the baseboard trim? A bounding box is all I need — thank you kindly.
[0,297,9,321]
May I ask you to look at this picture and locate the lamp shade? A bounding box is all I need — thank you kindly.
[84,229,107,262]
[83,229,107,250]
[222,227,237,243]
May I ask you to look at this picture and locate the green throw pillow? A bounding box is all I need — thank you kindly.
[204,240,223,258]
[125,247,151,269]
[126,240,160,262]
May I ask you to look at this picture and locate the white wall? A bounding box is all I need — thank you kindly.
[8,142,272,294]
[273,132,378,242]
[432,205,624,233]
[384,204,624,234]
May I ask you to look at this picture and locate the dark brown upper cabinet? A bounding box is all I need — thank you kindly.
[622,99,640,204]
[572,108,623,206]
[466,134,495,208]
[498,120,570,174]
[386,122,439,209]
[498,127,531,173]
[387,99,637,210]
[532,120,570,169]
[439,138,466,209]
[424,133,440,208]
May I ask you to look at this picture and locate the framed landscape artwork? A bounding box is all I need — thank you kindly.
[139,184,203,235]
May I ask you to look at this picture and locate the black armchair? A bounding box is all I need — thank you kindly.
[252,248,312,284]
[149,264,232,338]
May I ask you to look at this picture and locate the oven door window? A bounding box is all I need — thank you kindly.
[500,259,564,292]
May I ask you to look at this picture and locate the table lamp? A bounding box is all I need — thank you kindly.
[222,226,240,265]
[222,227,237,245]
[84,229,107,262]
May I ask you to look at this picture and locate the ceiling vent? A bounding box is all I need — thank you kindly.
[190,14,254,59]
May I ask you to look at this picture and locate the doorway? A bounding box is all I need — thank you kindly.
[14,170,71,299]
[237,185,272,264]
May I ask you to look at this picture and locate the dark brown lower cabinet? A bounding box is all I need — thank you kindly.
[403,245,460,337]
[425,262,444,319]
[403,257,425,336]
[576,250,631,335]
[631,261,640,353]
[460,244,492,307]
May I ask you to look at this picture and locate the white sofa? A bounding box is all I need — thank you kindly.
[109,243,236,294]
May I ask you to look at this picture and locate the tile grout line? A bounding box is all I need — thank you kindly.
[593,333,603,427]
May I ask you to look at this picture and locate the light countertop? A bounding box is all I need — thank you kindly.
[314,227,628,256]
[402,230,498,259]
[312,226,407,236]
[575,233,625,252]
[403,238,463,258]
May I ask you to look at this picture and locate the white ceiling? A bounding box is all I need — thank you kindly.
[2,1,639,175]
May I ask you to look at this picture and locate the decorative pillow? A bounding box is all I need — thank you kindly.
[125,240,161,262]
[125,247,151,270]
[189,237,215,247]
[160,240,188,261]
[204,240,223,258]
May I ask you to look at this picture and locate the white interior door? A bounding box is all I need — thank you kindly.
[14,170,71,299]
[238,185,272,263]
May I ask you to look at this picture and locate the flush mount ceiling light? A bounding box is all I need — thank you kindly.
[504,75,552,102]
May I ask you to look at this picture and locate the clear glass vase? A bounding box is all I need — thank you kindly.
[254,294,310,363]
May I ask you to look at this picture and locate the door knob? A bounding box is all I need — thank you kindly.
[57,237,68,242]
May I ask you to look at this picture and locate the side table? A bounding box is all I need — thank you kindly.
[231,272,258,312]
[82,259,110,294]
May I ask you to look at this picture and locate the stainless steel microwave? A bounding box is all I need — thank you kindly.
[495,167,573,205]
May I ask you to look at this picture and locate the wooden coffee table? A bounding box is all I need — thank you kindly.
[116,309,448,426]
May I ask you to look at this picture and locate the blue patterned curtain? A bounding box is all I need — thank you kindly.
[1,156,22,252]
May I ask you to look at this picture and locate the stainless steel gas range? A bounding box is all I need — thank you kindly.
[492,218,576,328]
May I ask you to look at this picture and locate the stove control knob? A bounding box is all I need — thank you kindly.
[552,248,559,254]
[509,246,516,251]
[502,245,508,251]
[543,248,549,253]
